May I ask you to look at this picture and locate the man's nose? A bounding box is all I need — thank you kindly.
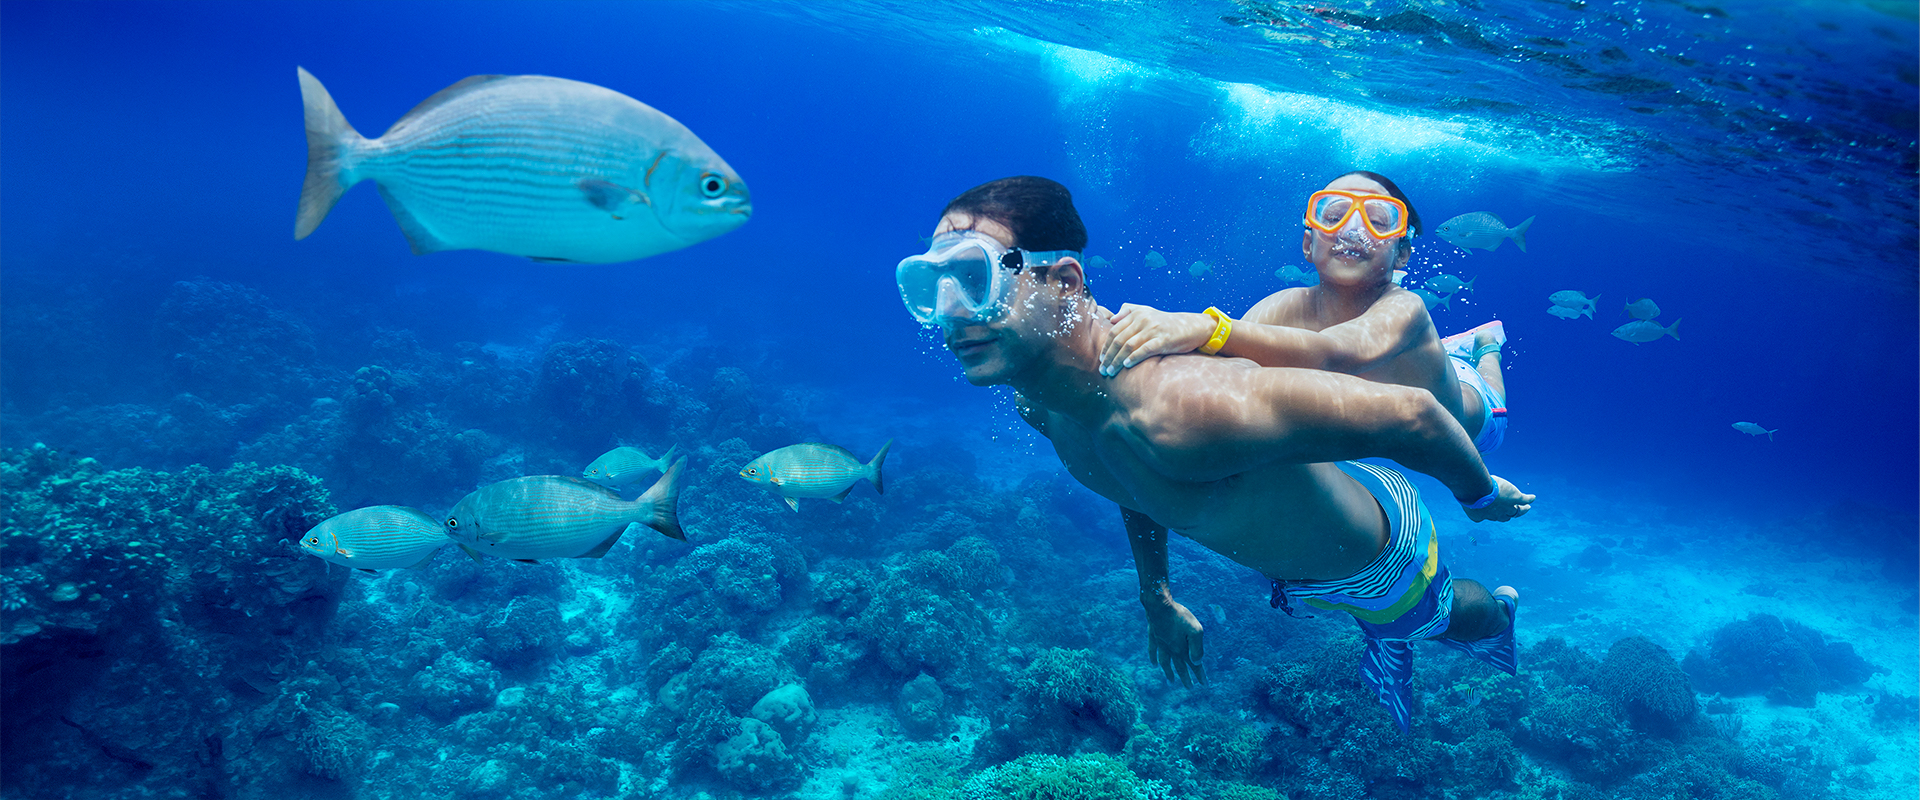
[932,276,974,322]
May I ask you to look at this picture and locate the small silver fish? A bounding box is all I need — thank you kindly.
[1732,422,1777,441]
[299,506,448,572]
[1086,255,1112,269]
[446,460,687,561]
[1437,212,1535,253]
[295,68,751,264]
[1274,264,1319,286]
[1549,290,1598,318]
[1624,298,1661,320]
[1188,260,1212,277]
[583,444,681,486]
[1547,305,1583,320]
[1611,318,1681,343]
[1144,251,1168,270]
[1412,288,1451,311]
[740,440,892,512]
[1426,274,1474,295]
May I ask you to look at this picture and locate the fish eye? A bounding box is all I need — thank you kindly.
[700,174,726,198]
[446,518,458,528]
[306,537,319,545]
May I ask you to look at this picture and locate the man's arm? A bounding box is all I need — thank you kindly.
[1123,507,1205,686]
[1123,356,1528,515]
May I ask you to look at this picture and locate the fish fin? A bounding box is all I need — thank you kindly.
[784,496,800,512]
[295,67,367,240]
[1464,276,1476,293]
[1510,216,1535,253]
[770,476,784,486]
[1439,293,1452,311]
[374,184,449,255]
[383,74,512,137]
[637,458,688,540]
[1666,317,1681,341]
[406,549,440,569]
[357,568,377,574]
[512,559,540,564]
[578,528,626,559]
[477,527,509,544]
[458,544,485,563]
[1766,429,1776,441]
[829,486,852,504]
[578,178,650,215]
[656,444,680,472]
[528,256,582,264]
[867,438,893,495]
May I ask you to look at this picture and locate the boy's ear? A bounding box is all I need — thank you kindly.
[1051,257,1086,294]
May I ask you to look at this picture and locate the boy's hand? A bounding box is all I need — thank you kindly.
[1464,475,1534,522]
[1142,594,1206,687]
[1102,304,1216,377]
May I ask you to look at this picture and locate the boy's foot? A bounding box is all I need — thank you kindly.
[1436,584,1520,676]
[1441,320,1506,362]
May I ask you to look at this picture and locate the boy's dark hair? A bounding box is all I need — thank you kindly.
[942,176,1089,253]
[1337,170,1422,238]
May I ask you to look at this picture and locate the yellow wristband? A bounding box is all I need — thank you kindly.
[1199,307,1233,355]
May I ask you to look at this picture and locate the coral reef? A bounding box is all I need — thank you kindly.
[1597,636,1698,735]
[1682,614,1880,706]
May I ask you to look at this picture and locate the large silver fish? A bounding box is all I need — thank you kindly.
[1732,422,1777,441]
[445,459,687,562]
[295,67,750,264]
[1611,318,1681,343]
[740,440,892,512]
[583,444,680,486]
[1437,212,1534,253]
[299,505,449,571]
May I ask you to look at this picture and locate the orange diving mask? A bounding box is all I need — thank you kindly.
[1304,190,1410,240]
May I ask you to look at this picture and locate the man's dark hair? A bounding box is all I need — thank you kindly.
[1337,170,1422,238]
[942,176,1089,253]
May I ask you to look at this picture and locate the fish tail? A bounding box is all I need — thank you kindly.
[1510,216,1535,253]
[1766,429,1776,441]
[867,439,893,494]
[1666,317,1681,341]
[655,443,681,472]
[637,457,687,540]
[295,67,366,240]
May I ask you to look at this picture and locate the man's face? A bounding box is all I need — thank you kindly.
[926,213,1072,386]
[1300,174,1410,288]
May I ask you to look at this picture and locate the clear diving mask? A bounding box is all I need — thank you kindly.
[896,230,1081,326]
[1304,189,1410,241]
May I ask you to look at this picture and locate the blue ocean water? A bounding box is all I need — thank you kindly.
[2,1,1915,798]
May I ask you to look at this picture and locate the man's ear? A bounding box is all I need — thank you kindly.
[1300,229,1314,259]
[1394,240,1413,270]
[1051,257,1087,295]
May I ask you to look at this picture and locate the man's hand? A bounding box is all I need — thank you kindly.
[1101,304,1216,377]
[1142,593,1206,687]
[1464,475,1535,522]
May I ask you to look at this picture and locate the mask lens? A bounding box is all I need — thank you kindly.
[897,237,1003,324]
[1362,198,1404,237]
[1312,194,1352,229]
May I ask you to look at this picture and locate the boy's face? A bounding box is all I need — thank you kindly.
[1301,174,1410,288]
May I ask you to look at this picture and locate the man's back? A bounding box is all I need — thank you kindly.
[1028,349,1402,583]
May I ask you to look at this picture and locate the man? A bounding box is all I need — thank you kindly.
[893,176,1534,734]
[1099,171,1509,454]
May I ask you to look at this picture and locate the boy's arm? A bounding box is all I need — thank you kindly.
[1122,356,1532,517]
[1100,290,1429,376]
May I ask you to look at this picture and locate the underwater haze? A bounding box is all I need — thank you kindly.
[2,1,1916,799]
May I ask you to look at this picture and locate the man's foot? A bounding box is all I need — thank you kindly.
[1441,320,1506,362]
[1493,585,1519,628]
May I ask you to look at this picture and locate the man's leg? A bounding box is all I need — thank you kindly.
[1436,578,1519,675]
[1440,578,1509,642]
